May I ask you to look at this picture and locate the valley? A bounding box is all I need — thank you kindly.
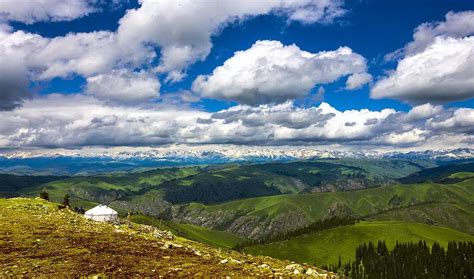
[1,158,473,275]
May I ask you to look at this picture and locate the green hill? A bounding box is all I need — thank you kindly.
[0,198,331,277]
[400,162,474,184]
[1,159,430,210]
[173,179,474,239]
[129,215,245,249]
[243,221,474,266]
[160,159,427,204]
[0,174,66,197]
[367,202,474,234]
[18,167,201,207]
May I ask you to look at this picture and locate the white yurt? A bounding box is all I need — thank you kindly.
[84,204,118,222]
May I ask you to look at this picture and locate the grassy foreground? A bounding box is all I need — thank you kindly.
[0,198,330,277]
[243,221,474,267]
[129,214,245,249]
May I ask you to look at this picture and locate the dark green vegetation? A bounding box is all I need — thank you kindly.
[324,240,473,279]
[242,221,474,266]
[0,174,66,197]
[1,158,473,274]
[400,162,474,184]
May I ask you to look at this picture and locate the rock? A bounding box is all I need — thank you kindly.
[220,259,228,264]
[257,264,270,269]
[285,264,301,271]
[305,268,320,276]
[285,263,304,274]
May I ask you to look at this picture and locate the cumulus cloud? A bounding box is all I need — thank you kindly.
[193,40,369,105]
[0,26,155,108]
[373,11,474,104]
[0,0,98,24]
[397,10,474,57]
[0,28,156,80]
[0,54,30,110]
[0,95,472,149]
[85,69,160,104]
[0,0,347,109]
[345,72,372,90]
[117,0,347,81]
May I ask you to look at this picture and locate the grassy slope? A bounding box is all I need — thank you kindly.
[367,202,474,234]
[125,159,428,205]
[243,221,474,267]
[19,167,200,207]
[4,159,428,209]
[400,162,474,184]
[0,198,329,277]
[188,179,474,221]
[129,215,245,249]
[0,174,66,197]
[448,172,474,179]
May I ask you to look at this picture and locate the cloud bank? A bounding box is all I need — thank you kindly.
[193,40,370,105]
[372,11,474,104]
[0,95,472,149]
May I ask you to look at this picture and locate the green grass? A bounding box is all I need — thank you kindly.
[189,179,474,221]
[16,167,201,208]
[243,221,474,267]
[129,215,245,249]
[367,202,474,234]
[448,172,474,179]
[177,179,474,239]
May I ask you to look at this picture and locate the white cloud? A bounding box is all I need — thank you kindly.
[405,103,442,121]
[0,27,157,108]
[372,36,474,103]
[0,0,347,109]
[193,40,369,105]
[0,0,97,24]
[1,94,472,149]
[373,11,474,104]
[0,28,156,81]
[85,69,160,104]
[345,72,372,90]
[405,10,474,56]
[117,0,347,81]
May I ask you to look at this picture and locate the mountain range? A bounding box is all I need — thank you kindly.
[1,147,472,175]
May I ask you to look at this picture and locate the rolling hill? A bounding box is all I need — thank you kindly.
[400,162,474,184]
[129,214,245,249]
[242,221,474,266]
[0,159,431,214]
[172,178,474,239]
[0,197,330,277]
[367,202,474,234]
[0,174,67,197]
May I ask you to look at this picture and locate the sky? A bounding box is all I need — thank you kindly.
[0,0,473,152]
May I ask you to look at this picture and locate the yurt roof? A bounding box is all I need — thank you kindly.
[85,204,118,215]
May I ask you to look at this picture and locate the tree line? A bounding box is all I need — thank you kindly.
[233,216,357,250]
[322,240,473,278]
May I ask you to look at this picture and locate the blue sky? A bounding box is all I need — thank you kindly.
[13,0,472,112]
[0,0,473,151]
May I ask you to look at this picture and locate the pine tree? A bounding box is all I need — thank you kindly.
[62,194,70,207]
[39,191,49,201]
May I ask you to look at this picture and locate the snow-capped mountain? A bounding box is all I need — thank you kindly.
[2,146,474,161]
[1,145,473,176]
